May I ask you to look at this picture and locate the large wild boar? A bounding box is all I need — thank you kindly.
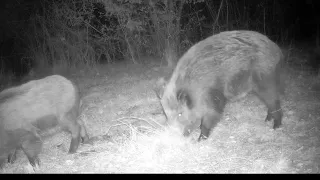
[0,75,89,169]
[156,30,284,141]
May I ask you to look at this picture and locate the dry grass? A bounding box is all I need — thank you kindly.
[1,55,320,174]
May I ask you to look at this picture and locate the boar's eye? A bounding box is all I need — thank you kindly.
[176,113,183,122]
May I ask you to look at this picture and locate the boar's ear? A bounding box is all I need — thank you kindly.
[154,77,167,99]
[176,88,193,109]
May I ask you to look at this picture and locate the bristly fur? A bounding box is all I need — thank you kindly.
[0,75,89,169]
[156,30,285,141]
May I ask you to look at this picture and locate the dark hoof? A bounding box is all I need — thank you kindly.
[197,134,208,142]
[273,122,282,129]
[29,156,41,168]
[68,147,77,154]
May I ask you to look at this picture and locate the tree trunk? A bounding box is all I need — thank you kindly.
[163,0,185,68]
[148,0,185,68]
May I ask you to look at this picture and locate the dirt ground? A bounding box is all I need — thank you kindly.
[0,52,319,174]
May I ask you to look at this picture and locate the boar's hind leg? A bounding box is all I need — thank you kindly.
[21,132,42,168]
[253,73,283,129]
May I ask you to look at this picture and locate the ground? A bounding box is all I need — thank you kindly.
[0,49,320,174]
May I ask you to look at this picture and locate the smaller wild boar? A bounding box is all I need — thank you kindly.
[0,75,89,169]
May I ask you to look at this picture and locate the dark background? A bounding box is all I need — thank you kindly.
[0,0,319,78]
